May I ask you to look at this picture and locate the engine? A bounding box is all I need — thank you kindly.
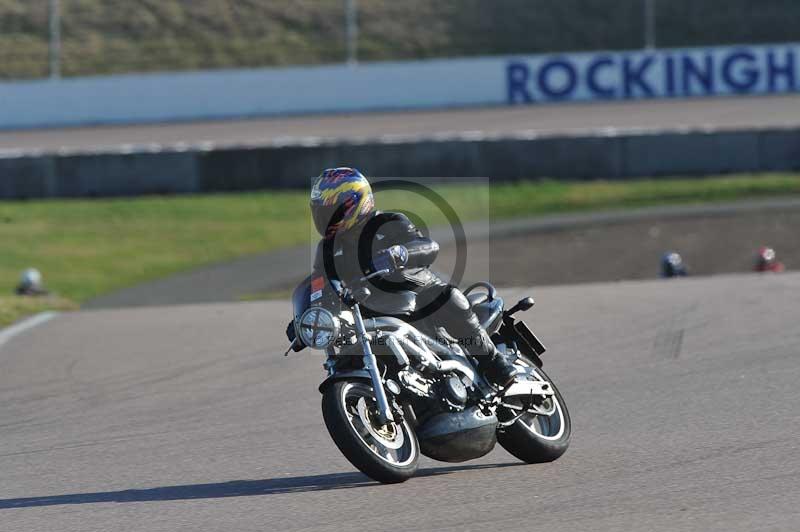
[397,366,470,419]
[432,374,468,411]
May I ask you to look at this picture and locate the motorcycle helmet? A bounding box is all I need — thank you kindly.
[755,246,785,273]
[310,167,375,239]
[16,268,46,295]
[661,252,688,278]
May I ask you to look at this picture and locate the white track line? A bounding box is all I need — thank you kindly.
[0,311,59,350]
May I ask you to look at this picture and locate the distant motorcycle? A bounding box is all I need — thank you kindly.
[285,267,571,483]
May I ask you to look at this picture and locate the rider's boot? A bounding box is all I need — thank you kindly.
[437,287,519,388]
[471,329,518,388]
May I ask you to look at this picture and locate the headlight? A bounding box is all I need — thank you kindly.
[296,308,340,350]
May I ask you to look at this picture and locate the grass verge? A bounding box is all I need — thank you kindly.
[0,295,78,328]
[0,172,798,324]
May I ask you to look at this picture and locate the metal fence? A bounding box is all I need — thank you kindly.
[2,0,799,80]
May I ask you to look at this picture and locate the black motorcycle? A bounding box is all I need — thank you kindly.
[286,266,571,483]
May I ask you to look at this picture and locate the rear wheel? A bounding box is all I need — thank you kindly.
[496,360,571,463]
[322,380,419,483]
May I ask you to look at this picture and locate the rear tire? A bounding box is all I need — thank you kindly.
[322,380,419,483]
[497,364,571,463]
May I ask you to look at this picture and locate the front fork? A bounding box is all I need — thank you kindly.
[351,303,395,424]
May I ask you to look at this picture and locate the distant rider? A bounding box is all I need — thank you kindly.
[660,252,688,278]
[754,247,785,273]
[15,268,48,296]
[308,167,517,387]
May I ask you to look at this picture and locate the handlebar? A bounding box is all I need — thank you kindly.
[328,268,398,306]
[359,268,393,282]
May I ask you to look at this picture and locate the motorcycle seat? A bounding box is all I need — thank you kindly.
[468,293,504,334]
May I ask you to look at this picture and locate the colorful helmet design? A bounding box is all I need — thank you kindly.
[310,167,375,238]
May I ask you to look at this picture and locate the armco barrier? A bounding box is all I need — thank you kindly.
[0,151,197,197]
[622,130,762,176]
[759,130,800,172]
[1,127,799,199]
[0,156,55,198]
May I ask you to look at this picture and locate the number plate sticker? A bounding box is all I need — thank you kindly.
[310,276,325,302]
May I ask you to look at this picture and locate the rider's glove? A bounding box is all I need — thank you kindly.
[372,245,409,274]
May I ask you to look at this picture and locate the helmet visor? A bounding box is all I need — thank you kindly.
[312,202,348,237]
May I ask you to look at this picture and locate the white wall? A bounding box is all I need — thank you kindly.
[1,43,799,129]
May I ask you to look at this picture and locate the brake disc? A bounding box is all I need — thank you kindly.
[356,397,405,450]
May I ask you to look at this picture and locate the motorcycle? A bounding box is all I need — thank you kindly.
[285,266,571,484]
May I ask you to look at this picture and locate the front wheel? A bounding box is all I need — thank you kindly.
[497,362,571,463]
[322,380,419,483]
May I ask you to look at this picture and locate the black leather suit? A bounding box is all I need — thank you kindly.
[313,211,497,359]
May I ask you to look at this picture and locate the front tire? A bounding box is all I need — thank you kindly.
[497,363,571,463]
[322,380,419,483]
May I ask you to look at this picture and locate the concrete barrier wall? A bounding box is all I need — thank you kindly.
[2,42,799,129]
[1,127,799,199]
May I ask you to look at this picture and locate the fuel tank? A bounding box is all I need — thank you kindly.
[416,406,498,462]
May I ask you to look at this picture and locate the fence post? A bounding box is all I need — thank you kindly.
[345,0,358,65]
[48,0,62,78]
[643,0,656,49]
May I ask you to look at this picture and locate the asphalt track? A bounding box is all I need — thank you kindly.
[2,272,800,531]
[2,95,800,154]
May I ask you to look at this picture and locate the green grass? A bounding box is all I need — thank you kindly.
[0,189,311,302]
[0,295,77,327]
[2,0,799,79]
[1,173,799,325]
[489,174,800,216]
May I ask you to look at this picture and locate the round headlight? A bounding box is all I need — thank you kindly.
[297,308,340,350]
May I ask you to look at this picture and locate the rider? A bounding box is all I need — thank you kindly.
[754,246,785,273]
[309,167,518,387]
[660,251,688,278]
[15,268,48,296]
